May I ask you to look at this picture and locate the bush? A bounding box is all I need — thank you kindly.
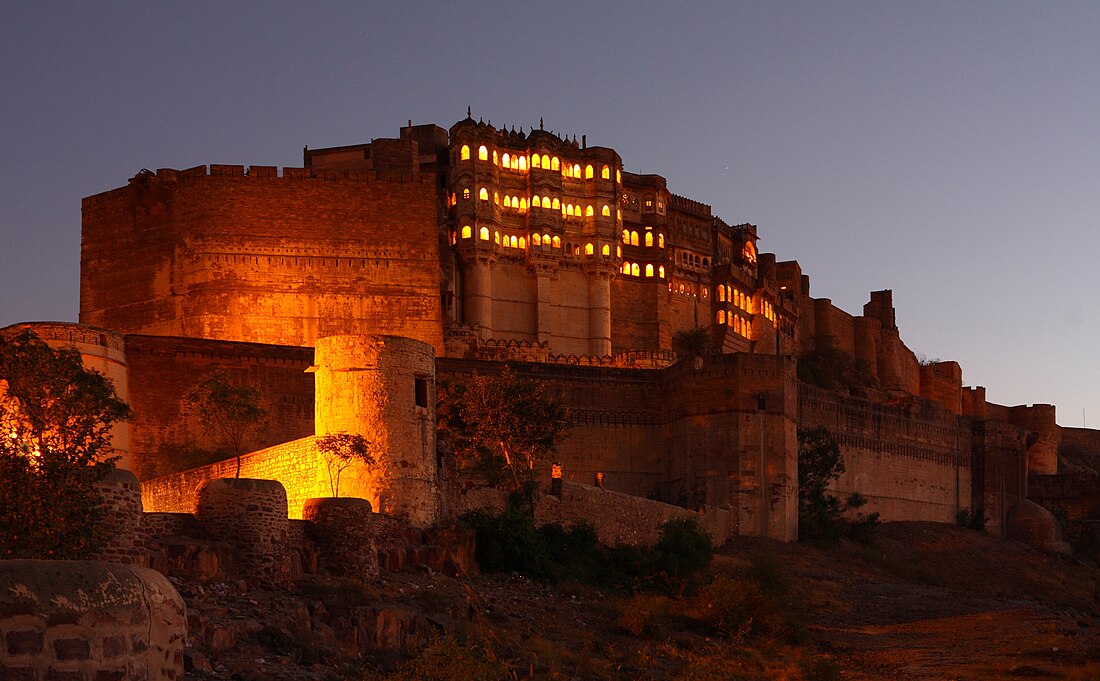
[617,593,675,639]
[653,517,715,593]
[693,575,782,639]
[368,635,511,681]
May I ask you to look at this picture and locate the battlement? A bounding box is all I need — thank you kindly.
[669,193,711,217]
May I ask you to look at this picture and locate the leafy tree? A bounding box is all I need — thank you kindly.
[437,366,570,492]
[798,426,879,541]
[672,326,711,360]
[0,331,130,559]
[316,432,374,497]
[185,370,267,478]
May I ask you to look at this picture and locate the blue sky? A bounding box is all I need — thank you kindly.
[1,2,1097,426]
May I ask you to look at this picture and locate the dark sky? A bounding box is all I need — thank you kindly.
[1,2,1097,426]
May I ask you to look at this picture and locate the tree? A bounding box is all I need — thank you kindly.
[437,366,570,492]
[672,326,711,361]
[797,426,879,541]
[0,331,130,559]
[316,432,374,498]
[185,370,267,478]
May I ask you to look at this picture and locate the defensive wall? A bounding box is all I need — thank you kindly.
[80,164,445,354]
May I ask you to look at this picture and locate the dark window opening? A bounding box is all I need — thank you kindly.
[415,377,429,408]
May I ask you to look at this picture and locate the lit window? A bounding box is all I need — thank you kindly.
[552,198,560,209]
[533,233,542,246]
[543,154,551,168]
[703,288,708,299]
[622,229,629,243]
[718,286,725,302]
[463,188,470,200]
[512,156,519,169]
[631,263,640,276]
[573,164,581,177]
[552,236,561,248]
[658,234,664,248]
[601,165,610,179]
[461,225,472,239]
[645,232,653,247]
[519,155,527,171]
[573,244,581,256]
[494,231,500,244]
[479,187,488,201]
[551,157,560,171]
[493,150,498,164]
[621,263,629,274]
[645,264,654,277]
[520,198,527,211]
[510,235,518,248]
[519,237,526,249]
[543,195,551,207]
[616,169,621,183]
[502,153,510,167]
[450,192,456,206]
[630,231,639,247]
[679,283,685,293]
[616,246,622,257]
[544,233,551,245]
[586,205,594,217]
[460,145,470,160]
[478,145,488,161]
[601,244,610,256]
[451,231,456,244]
[617,209,622,221]
[718,310,726,324]
[658,265,665,277]
[479,226,489,240]
[585,164,594,179]
[532,154,541,168]
[585,243,594,256]
[504,195,512,208]
[602,205,610,216]
[533,195,541,208]
[494,192,499,204]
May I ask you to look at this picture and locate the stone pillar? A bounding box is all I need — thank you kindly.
[463,256,494,340]
[196,478,289,588]
[0,560,185,681]
[586,268,612,357]
[90,468,146,566]
[302,497,381,581]
[533,262,556,345]
[314,335,439,526]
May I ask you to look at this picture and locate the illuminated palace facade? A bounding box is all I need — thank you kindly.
[64,112,1076,541]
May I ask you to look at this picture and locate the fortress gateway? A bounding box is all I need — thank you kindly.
[22,113,1093,542]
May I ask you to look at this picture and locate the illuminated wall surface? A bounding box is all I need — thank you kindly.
[4,116,1074,539]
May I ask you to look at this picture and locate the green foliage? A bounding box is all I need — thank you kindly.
[315,432,373,497]
[185,370,267,478]
[797,335,876,392]
[798,427,880,542]
[0,331,130,559]
[672,326,711,360]
[437,366,570,491]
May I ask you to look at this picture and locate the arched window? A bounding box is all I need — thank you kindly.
[630,231,639,247]
[533,233,542,246]
[543,154,551,169]
[658,265,665,278]
[573,244,581,256]
[479,187,488,201]
[502,153,510,167]
[494,192,499,205]
[631,263,640,276]
[492,150,498,164]
[616,169,621,183]
[451,231,456,244]
[584,243,594,256]
[511,155,519,169]
[532,154,541,168]
[460,145,470,160]
[519,155,527,171]
[494,231,500,244]
[565,204,573,216]
[504,195,512,208]
[461,225,472,239]
[463,188,470,200]
[552,236,561,248]
[679,283,685,294]
[622,229,629,243]
[617,209,622,221]
[616,246,622,258]
[478,145,488,161]
[519,237,526,249]
[562,164,571,178]
[658,234,664,248]
[520,198,527,211]
[602,205,610,216]
[533,195,541,208]
[718,286,725,302]
[544,233,551,246]
[645,232,653,247]
[601,165,610,179]
[543,195,550,208]
[585,164,594,179]
[510,235,518,248]
[718,310,726,324]
[573,164,581,177]
[479,226,489,240]
[645,264,654,277]
[585,205,594,217]
[601,244,610,256]
[551,157,560,171]
[552,198,560,209]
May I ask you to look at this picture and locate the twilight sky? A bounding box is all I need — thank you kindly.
[1,2,1097,427]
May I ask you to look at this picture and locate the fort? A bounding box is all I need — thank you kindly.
[6,112,1096,549]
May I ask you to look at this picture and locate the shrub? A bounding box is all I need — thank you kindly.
[617,593,675,639]
[370,634,512,681]
[654,517,714,593]
[693,575,782,639]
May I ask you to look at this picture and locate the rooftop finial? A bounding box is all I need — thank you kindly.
[540,117,544,130]
[467,105,472,118]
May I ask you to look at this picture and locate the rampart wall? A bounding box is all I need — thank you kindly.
[80,165,445,354]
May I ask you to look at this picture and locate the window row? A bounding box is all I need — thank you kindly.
[620,262,666,278]
[457,145,618,181]
[677,250,711,269]
[716,310,751,337]
[669,281,699,296]
[716,285,753,313]
[621,230,664,248]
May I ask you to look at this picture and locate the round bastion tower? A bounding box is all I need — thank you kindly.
[313,335,438,526]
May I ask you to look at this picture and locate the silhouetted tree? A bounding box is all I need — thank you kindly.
[185,370,267,478]
[0,331,130,559]
[798,426,879,541]
[316,432,374,498]
[672,326,711,360]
